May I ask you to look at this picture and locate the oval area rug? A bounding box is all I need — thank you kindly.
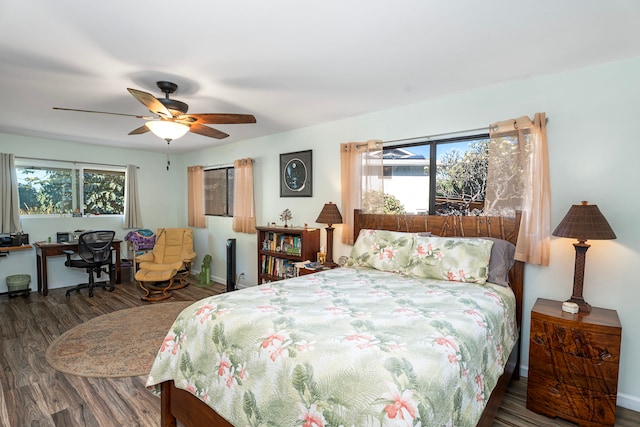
[46,301,193,378]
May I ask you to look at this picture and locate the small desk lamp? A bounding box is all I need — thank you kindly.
[552,201,616,312]
[315,202,343,266]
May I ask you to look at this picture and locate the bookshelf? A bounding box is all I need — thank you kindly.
[256,225,320,283]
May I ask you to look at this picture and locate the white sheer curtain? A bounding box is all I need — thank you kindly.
[0,153,22,233]
[187,165,206,228]
[484,112,550,266]
[232,158,256,233]
[123,164,142,229]
[339,140,383,245]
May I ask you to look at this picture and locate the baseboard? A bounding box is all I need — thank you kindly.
[208,273,252,290]
[617,393,640,413]
[521,365,640,412]
[190,267,253,291]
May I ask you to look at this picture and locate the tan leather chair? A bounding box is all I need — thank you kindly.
[134,228,196,301]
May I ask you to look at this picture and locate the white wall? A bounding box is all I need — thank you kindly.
[1,55,638,410]
[0,134,185,290]
[182,56,640,411]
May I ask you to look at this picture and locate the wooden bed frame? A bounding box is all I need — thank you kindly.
[159,210,525,427]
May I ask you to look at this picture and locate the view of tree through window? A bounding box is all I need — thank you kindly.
[83,169,126,214]
[368,135,489,215]
[16,165,125,215]
[204,167,234,216]
[435,138,488,215]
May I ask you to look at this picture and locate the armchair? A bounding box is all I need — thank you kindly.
[134,228,196,301]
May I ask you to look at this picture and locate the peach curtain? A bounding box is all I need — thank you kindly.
[485,112,550,265]
[187,165,206,228]
[232,158,256,233]
[340,140,383,245]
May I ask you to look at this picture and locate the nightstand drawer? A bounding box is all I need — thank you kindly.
[530,318,620,362]
[527,370,617,426]
[528,344,619,393]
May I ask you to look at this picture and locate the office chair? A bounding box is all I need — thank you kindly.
[64,230,116,297]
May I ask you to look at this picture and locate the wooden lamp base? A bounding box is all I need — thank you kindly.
[568,242,591,313]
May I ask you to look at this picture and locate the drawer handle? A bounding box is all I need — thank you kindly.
[593,350,612,366]
[532,334,552,356]
[533,335,545,345]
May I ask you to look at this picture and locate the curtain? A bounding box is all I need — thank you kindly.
[0,153,22,233]
[123,164,143,229]
[485,112,550,266]
[232,158,256,233]
[187,165,206,228]
[340,140,383,245]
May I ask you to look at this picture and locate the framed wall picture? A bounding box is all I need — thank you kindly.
[280,150,312,197]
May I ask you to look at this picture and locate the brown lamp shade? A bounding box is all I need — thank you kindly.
[553,201,615,313]
[316,202,343,226]
[552,201,616,242]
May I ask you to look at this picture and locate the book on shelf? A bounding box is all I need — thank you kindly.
[260,255,298,279]
[261,231,304,255]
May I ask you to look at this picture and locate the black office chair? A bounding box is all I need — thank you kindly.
[64,230,116,297]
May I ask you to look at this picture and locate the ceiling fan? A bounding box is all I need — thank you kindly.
[53,81,256,143]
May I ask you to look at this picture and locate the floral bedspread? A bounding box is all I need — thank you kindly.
[147,267,517,427]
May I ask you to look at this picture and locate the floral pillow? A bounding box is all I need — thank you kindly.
[347,229,415,272]
[405,236,493,284]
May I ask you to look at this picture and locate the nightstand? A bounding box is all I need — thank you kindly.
[527,298,622,427]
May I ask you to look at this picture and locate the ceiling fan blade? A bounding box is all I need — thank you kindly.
[127,88,173,118]
[189,124,229,139]
[179,113,256,124]
[53,107,153,119]
[128,125,150,135]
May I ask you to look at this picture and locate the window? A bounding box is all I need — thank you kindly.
[366,134,489,215]
[82,169,126,214]
[16,162,125,215]
[204,166,234,216]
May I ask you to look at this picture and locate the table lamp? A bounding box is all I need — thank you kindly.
[315,202,343,266]
[552,201,616,312]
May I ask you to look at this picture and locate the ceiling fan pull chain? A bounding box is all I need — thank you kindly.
[166,140,171,171]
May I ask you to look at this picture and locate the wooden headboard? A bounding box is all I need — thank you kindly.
[353,209,525,332]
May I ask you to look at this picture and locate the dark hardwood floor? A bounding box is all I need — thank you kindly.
[1,270,638,426]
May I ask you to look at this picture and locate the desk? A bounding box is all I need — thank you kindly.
[34,240,122,296]
[0,245,32,257]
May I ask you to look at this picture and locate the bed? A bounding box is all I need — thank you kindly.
[149,210,524,427]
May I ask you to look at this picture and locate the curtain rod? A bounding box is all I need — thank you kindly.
[204,163,233,169]
[15,156,138,169]
[204,158,254,169]
[380,116,550,146]
[381,126,489,145]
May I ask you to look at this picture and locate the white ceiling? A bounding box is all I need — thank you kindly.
[1,1,639,154]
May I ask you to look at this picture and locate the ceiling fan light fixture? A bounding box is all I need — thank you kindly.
[146,120,189,141]
[55,81,255,143]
